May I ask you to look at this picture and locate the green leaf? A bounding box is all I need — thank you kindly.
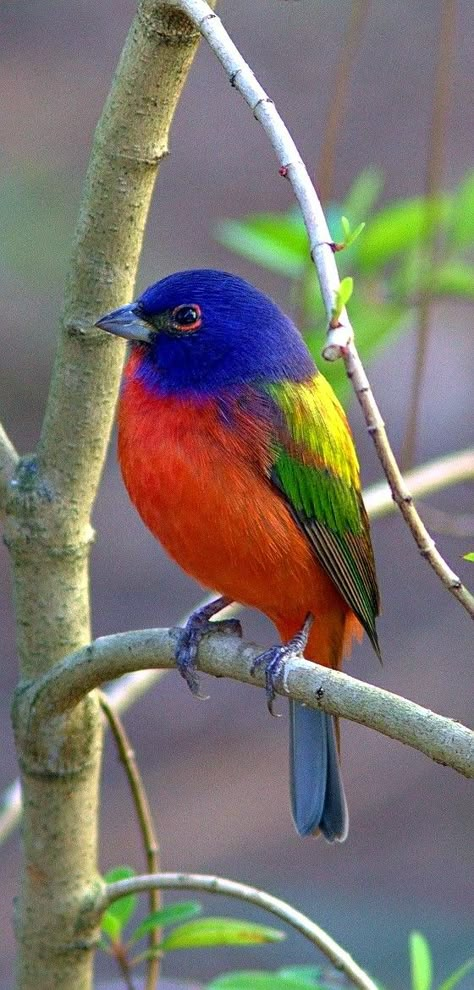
[343,167,384,222]
[340,216,365,249]
[207,972,317,990]
[449,170,474,247]
[410,931,433,990]
[277,966,334,988]
[215,212,307,276]
[463,552,474,562]
[160,917,285,952]
[429,263,474,299]
[129,902,202,943]
[437,958,474,990]
[347,221,366,247]
[331,277,353,322]
[341,216,351,241]
[100,914,122,942]
[357,196,450,272]
[101,867,137,938]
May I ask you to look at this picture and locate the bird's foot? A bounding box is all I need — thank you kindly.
[176,596,241,698]
[250,613,314,715]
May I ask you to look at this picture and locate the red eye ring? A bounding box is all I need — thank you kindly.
[171,303,202,333]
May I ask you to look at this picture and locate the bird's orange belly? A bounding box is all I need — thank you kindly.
[118,381,355,665]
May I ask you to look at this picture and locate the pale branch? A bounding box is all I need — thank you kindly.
[344,347,474,617]
[363,447,474,520]
[96,871,380,990]
[400,0,456,470]
[0,598,239,847]
[172,0,351,353]
[0,423,18,519]
[0,781,22,846]
[2,455,472,847]
[98,692,161,990]
[173,0,474,621]
[15,627,474,778]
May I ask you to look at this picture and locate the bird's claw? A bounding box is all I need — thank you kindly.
[250,613,314,716]
[176,612,242,699]
[250,646,288,715]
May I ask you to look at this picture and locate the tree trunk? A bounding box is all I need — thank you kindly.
[6,3,212,987]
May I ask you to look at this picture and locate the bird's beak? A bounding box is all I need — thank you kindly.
[95,303,153,343]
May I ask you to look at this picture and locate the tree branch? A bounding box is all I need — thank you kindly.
[96,871,379,990]
[2,454,471,848]
[316,0,371,204]
[0,423,18,519]
[173,0,474,620]
[15,627,473,778]
[6,6,215,987]
[400,0,456,469]
[98,692,161,990]
[364,447,474,519]
[344,347,474,616]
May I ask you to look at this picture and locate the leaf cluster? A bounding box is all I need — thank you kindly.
[100,867,284,979]
[100,873,473,990]
[215,169,474,405]
[206,933,473,990]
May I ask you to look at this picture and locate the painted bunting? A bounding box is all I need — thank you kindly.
[96,269,380,842]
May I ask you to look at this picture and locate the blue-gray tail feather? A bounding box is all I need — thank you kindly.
[289,700,349,842]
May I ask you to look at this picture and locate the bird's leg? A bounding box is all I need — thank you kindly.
[250,613,314,716]
[176,595,242,698]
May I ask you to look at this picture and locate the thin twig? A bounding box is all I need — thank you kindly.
[344,345,474,617]
[98,692,161,990]
[2,451,472,846]
[400,0,456,469]
[0,423,18,518]
[18,627,474,778]
[293,0,369,329]
[173,0,474,620]
[317,0,371,204]
[97,871,379,990]
[363,448,474,519]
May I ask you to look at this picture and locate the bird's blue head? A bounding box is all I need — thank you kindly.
[95,269,315,397]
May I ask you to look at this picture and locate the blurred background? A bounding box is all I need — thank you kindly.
[0,1,472,987]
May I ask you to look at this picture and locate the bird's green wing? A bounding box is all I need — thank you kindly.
[263,374,381,656]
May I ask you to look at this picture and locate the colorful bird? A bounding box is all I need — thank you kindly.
[96,269,380,842]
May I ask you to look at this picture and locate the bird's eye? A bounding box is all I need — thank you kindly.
[171,304,202,332]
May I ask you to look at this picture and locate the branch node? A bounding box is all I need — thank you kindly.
[252,96,274,117]
[229,68,241,87]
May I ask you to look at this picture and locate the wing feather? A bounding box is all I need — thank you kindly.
[263,375,381,657]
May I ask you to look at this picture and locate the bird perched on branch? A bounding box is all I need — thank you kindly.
[96,269,380,842]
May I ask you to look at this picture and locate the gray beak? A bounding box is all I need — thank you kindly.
[95,303,153,343]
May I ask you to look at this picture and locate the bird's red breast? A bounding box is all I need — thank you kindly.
[118,352,362,668]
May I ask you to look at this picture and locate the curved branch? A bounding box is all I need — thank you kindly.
[173,0,474,621]
[364,447,474,519]
[0,423,18,519]
[16,627,473,778]
[98,692,161,990]
[344,348,474,616]
[96,871,379,990]
[2,454,472,846]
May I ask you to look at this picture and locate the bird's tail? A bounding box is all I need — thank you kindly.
[289,700,348,841]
